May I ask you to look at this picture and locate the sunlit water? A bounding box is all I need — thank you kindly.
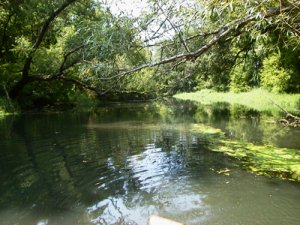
[0,101,300,225]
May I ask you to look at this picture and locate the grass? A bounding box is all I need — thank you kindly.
[174,89,300,114]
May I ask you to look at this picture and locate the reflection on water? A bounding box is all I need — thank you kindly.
[0,101,300,225]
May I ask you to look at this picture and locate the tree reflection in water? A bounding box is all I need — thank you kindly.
[0,101,300,225]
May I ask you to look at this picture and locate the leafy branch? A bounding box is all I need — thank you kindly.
[99,2,300,82]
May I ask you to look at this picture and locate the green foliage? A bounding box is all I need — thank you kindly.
[32,47,63,74]
[124,68,157,93]
[280,47,300,93]
[196,45,232,92]
[20,81,76,109]
[228,34,261,92]
[229,63,252,92]
[260,53,292,93]
[0,97,19,115]
[68,90,97,110]
[229,56,260,93]
[0,63,22,87]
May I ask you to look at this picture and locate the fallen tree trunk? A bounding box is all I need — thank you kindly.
[263,93,300,127]
[279,115,300,127]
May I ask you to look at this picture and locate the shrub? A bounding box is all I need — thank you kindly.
[260,53,292,93]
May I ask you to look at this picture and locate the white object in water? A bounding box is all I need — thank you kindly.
[149,215,184,225]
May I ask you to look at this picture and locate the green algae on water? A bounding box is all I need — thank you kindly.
[190,123,300,181]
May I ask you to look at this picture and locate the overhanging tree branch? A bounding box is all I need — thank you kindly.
[101,2,300,81]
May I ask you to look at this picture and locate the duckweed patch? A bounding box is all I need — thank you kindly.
[190,124,225,138]
[191,123,300,181]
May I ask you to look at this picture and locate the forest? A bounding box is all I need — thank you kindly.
[0,0,299,112]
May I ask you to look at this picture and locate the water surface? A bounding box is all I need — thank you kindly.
[0,101,300,225]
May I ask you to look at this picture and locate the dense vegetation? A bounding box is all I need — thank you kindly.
[0,0,299,111]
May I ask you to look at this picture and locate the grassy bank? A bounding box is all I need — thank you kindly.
[175,91,300,181]
[174,89,300,113]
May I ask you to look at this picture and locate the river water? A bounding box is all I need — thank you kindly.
[0,101,300,225]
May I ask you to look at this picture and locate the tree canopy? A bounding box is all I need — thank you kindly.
[0,0,299,108]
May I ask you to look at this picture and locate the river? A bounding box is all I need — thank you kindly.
[0,100,300,225]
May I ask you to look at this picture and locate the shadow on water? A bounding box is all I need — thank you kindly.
[0,100,300,225]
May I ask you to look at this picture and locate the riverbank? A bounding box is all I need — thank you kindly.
[174,91,300,181]
[174,89,300,114]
